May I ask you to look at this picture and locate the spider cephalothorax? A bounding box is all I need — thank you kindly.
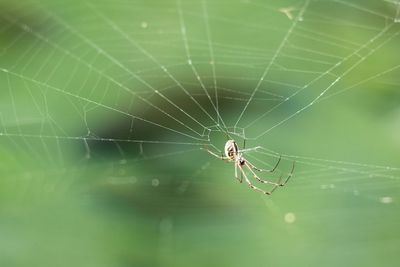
[206,139,294,195]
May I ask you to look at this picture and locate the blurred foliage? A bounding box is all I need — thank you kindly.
[0,0,400,267]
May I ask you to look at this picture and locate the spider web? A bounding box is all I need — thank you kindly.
[1,0,400,266]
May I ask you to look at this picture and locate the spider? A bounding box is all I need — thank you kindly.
[205,139,295,195]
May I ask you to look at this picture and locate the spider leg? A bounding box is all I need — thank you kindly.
[201,147,230,161]
[234,164,242,183]
[247,155,281,173]
[238,165,279,195]
[245,162,282,186]
[280,161,295,186]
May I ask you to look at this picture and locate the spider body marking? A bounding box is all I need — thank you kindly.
[224,140,245,166]
[224,140,238,159]
[205,139,295,195]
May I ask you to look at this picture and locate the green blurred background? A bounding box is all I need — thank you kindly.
[1,0,400,266]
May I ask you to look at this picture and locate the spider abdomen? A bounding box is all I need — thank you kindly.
[224,139,238,159]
